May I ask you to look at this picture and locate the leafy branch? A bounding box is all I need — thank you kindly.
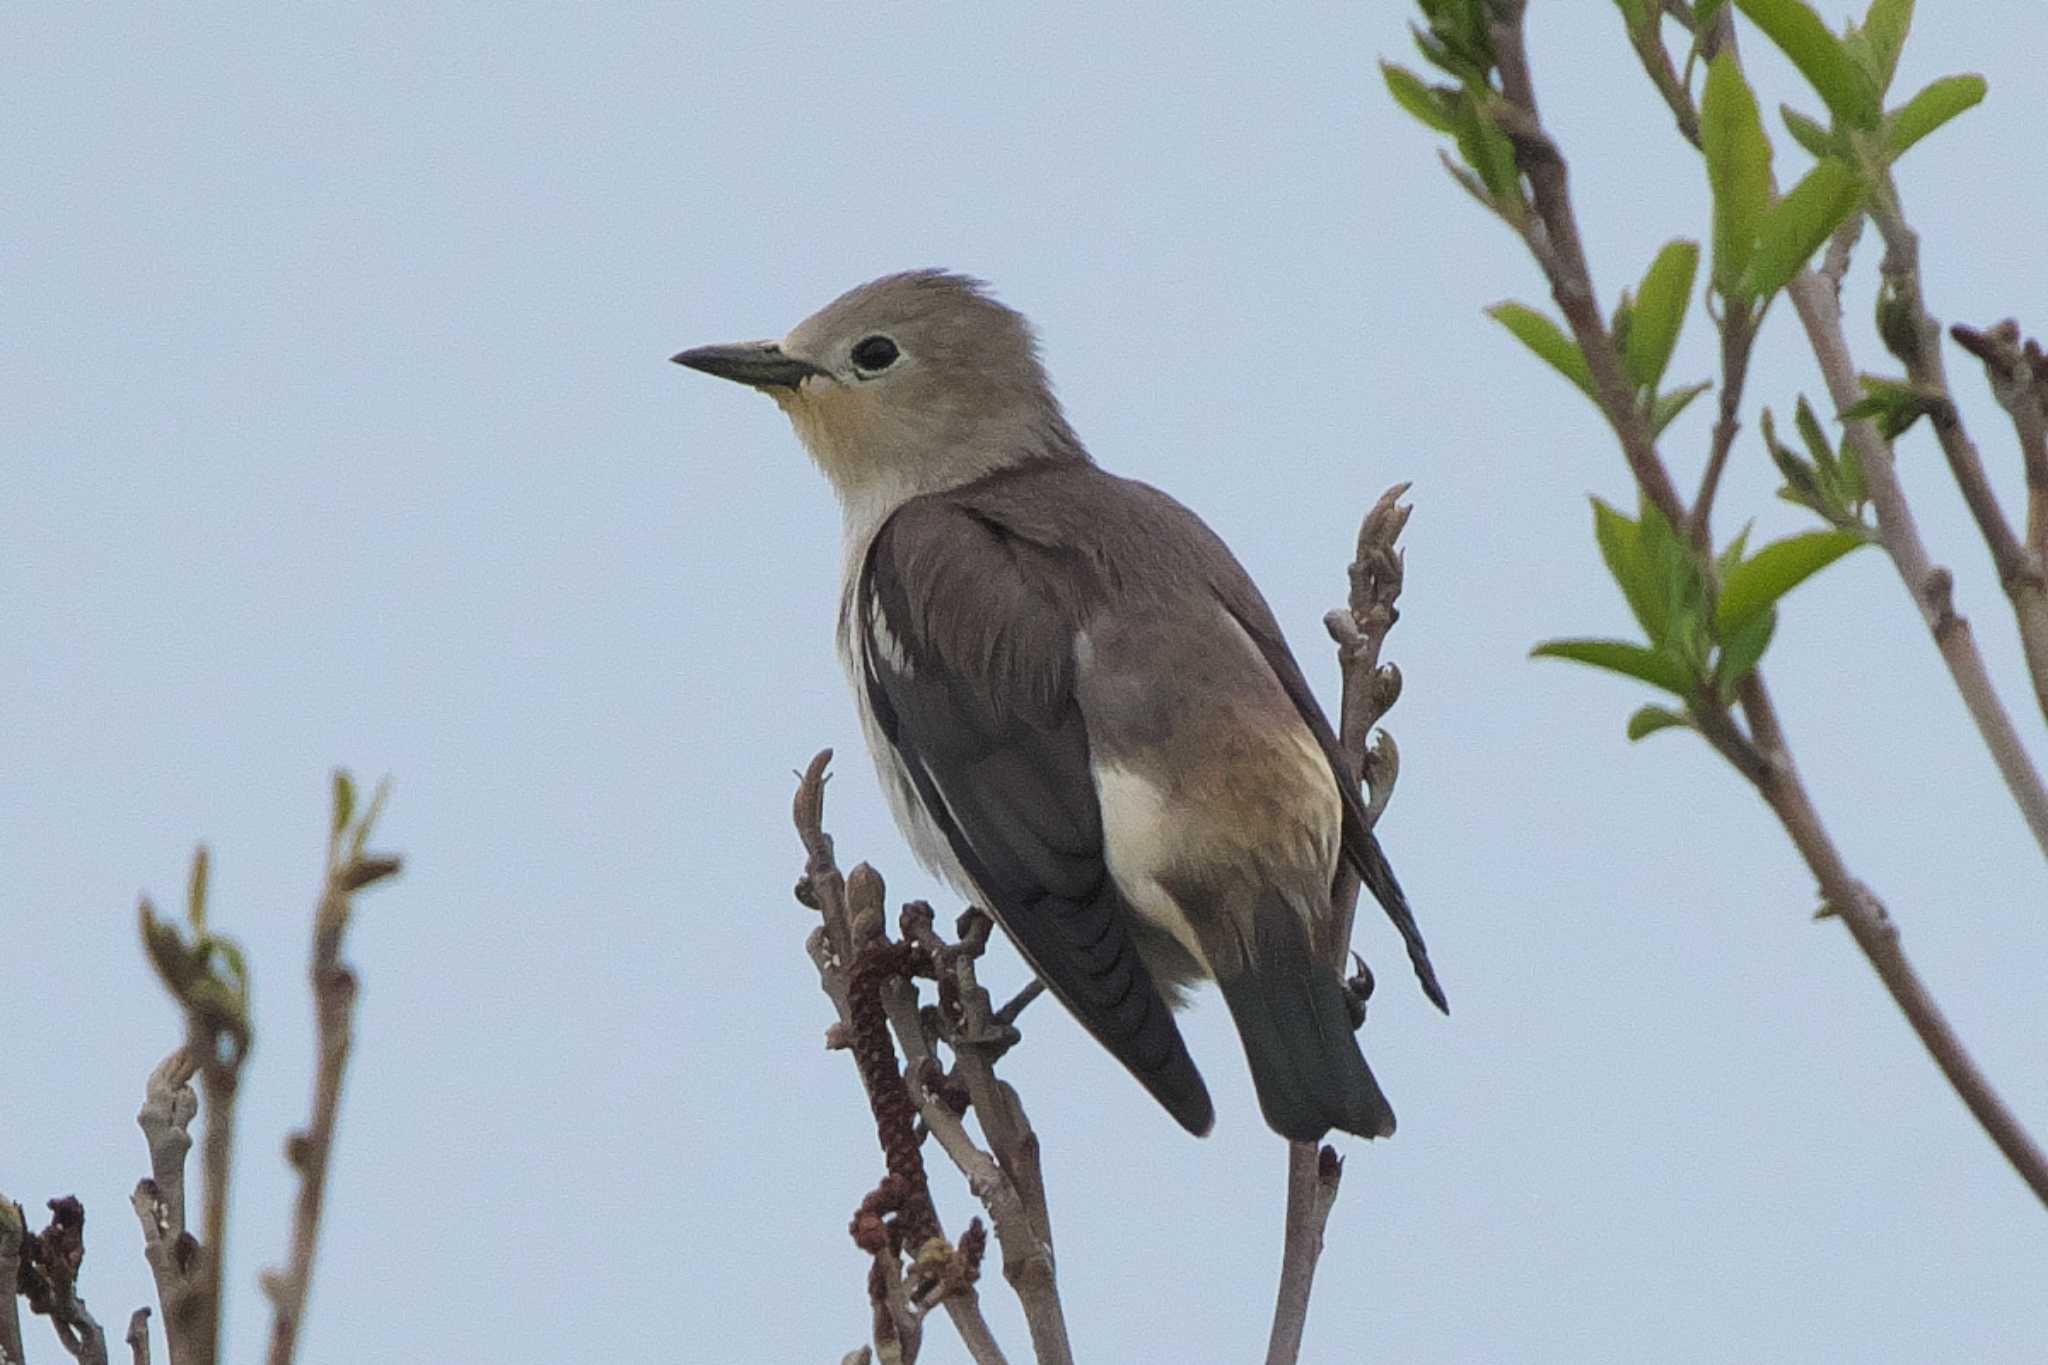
[1383,0,2048,1202]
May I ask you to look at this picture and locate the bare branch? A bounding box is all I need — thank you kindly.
[124,1311,149,1365]
[1951,318,2048,720]
[919,909,1073,1365]
[190,1044,239,1365]
[16,1198,110,1365]
[2,1199,26,1365]
[792,755,1022,1365]
[1323,481,1414,956]
[1263,1145,1344,1365]
[1784,270,2048,859]
[263,822,401,1365]
[1729,675,2048,1203]
[1866,189,2048,728]
[130,1050,202,1365]
[1267,482,1417,1364]
[1489,0,1689,527]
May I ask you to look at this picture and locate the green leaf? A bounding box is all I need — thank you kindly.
[212,937,252,1009]
[1734,0,1882,128]
[1614,0,1653,32]
[1793,394,1834,472]
[333,769,356,838]
[1592,498,1664,639]
[1453,100,1521,199]
[1793,392,1847,506]
[1531,638,1696,695]
[1837,433,1868,504]
[1627,704,1693,740]
[1884,74,1987,159]
[1737,158,1863,297]
[1381,62,1456,134]
[1718,521,1755,578]
[1717,528,1868,636]
[1624,240,1700,390]
[1779,103,1834,157]
[1761,406,1822,507]
[1715,603,1778,694]
[1842,374,1939,437]
[1487,302,1596,399]
[1700,55,1774,294]
[1863,0,1914,92]
[1652,380,1713,437]
[187,843,210,933]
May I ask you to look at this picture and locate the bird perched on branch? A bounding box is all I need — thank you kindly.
[674,271,1444,1141]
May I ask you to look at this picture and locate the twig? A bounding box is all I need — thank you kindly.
[792,754,1017,1365]
[1266,483,1416,1365]
[124,1311,150,1365]
[1623,8,1702,148]
[991,979,1045,1028]
[1490,0,1688,528]
[1691,305,1758,545]
[1322,482,1415,957]
[1729,674,2048,1203]
[2,1200,27,1365]
[1264,1146,1344,1365]
[17,1198,110,1365]
[129,1049,202,1365]
[916,909,1073,1365]
[1866,186,2048,729]
[1950,318,2048,724]
[1784,270,2048,859]
[190,1047,237,1365]
[261,803,401,1365]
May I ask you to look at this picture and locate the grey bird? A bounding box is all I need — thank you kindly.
[674,271,1445,1141]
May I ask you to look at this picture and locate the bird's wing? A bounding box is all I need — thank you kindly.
[856,496,1214,1134]
[1210,583,1450,1014]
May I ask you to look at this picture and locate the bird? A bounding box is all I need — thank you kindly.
[673,270,1444,1142]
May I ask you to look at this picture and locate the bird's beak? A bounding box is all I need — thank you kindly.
[669,340,825,390]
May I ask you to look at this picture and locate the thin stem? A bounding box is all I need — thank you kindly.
[0,1201,26,1365]
[265,839,396,1365]
[1264,1145,1343,1365]
[1624,11,1702,148]
[192,1050,237,1365]
[130,1048,202,1365]
[1784,270,2048,859]
[1733,675,2048,1203]
[125,1310,151,1365]
[1866,181,2048,729]
[1691,304,1758,545]
[1490,0,1688,528]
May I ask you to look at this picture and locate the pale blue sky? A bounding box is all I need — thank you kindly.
[7,4,2046,1362]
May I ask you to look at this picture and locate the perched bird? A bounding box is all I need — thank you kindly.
[674,271,1444,1141]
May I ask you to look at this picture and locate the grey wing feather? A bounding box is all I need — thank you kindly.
[857,496,1215,1134]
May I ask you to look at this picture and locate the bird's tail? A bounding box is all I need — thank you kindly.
[1217,890,1395,1142]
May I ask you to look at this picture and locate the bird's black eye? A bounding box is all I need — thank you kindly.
[851,335,900,372]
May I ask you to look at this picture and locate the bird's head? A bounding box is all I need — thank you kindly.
[673,271,1083,506]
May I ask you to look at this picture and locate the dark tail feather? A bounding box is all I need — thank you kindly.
[1217,894,1396,1142]
[1356,831,1449,1015]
